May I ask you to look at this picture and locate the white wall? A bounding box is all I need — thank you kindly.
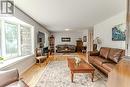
[53,30,88,47]
[54,32,82,46]
[0,7,50,74]
[94,12,126,50]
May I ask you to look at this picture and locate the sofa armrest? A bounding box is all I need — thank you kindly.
[88,51,100,56]
[18,80,29,87]
[102,61,114,64]
[0,69,19,87]
[19,77,23,80]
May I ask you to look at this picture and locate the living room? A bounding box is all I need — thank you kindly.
[0,0,130,87]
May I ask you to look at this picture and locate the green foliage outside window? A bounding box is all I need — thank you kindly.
[0,57,4,61]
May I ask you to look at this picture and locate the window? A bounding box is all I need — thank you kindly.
[5,22,18,58]
[20,26,32,56]
[0,18,34,60]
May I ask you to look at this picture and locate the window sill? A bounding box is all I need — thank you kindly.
[0,54,35,69]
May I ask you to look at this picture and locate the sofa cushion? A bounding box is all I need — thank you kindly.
[94,57,107,65]
[99,47,110,59]
[108,48,123,63]
[102,63,116,72]
[94,57,110,66]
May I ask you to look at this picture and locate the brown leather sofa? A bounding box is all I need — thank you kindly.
[88,47,125,75]
[0,69,29,87]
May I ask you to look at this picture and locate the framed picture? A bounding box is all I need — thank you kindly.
[83,36,87,42]
[61,37,71,42]
[112,24,126,41]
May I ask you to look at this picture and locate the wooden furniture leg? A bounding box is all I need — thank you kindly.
[39,59,42,67]
[91,71,94,82]
[71,71,74,82]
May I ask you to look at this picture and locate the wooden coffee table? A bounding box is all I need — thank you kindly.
[67,58,95,82]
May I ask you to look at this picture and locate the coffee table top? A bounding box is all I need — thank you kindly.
[67,58,95,71]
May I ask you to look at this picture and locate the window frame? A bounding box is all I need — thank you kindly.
[0,18,34,60]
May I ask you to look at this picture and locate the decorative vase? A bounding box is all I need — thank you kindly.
[74,57,81,67]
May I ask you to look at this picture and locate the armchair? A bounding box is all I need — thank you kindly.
[35,48,47,66]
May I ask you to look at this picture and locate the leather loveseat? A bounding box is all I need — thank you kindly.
[88,47,125,75]
[56,44,76,53]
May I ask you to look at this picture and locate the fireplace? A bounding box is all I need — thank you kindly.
[42,47,48,55]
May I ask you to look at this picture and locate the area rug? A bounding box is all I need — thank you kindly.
[35,61,107,87]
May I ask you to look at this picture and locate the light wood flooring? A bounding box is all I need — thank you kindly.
[21,53,87,87]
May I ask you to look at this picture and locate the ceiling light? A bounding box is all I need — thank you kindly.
[65,29,70,31]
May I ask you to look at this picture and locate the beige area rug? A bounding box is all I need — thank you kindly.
[35,61,107,87]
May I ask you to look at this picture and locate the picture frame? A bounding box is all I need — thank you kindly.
[83,36,87,42]
[61,37,71,42]
[112,24,126,41]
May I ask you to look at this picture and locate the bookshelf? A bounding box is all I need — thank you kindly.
[49,35,55,54]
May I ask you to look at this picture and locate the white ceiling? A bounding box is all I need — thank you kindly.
[15,0,126,32]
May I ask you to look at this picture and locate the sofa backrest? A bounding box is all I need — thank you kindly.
[99,47,125,63]
[99,47,110,59]
[0,69,19,87]
[108,48,123,63]
[119,50,125,61]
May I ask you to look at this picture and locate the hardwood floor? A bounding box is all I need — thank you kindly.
[21,53,87,87]
[107,58,130,87]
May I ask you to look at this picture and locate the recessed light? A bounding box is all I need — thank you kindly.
[65,29,70,31]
